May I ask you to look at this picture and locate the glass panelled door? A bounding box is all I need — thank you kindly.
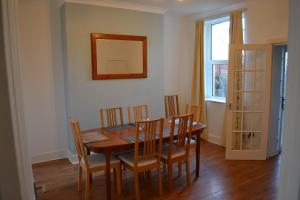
[226,44,272,160]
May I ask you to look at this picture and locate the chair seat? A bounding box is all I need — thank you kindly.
[173,138,196,146]
[118,152,158,168]
[81,153,120,168]
[161,145,186,160]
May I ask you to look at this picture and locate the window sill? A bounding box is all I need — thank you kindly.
[205,98,226,104]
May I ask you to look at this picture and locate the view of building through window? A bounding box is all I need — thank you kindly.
[212,64,228,97]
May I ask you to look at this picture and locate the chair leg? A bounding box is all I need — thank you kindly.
[163,162,166,172]
[186,158,191,186]
[134,172,140,200]
[85,171,91,200]
[113,168,117,189]
[138,173,142,186]
[178,161,182,177]
[146,170,151,186]
[78,165,82,192]
[157,167,162,196]
[115,166,122,195]
[167,162,173,192]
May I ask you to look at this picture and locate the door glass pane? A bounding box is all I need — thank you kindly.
[254,92,264,111]
[243,113,263,131]
[255,71,265,91]
[256,50,265,70]
[242,132,262,150]
[232,132,241,150]
[244,72,255,90]
[243,92,253,111]
[252,133,262,149]
[244,50,256,69]
[232,112,242,130]
[242,132,252,150]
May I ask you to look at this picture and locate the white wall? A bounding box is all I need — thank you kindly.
[63,3,164,153]
[244,0,289,44]
[18,0,68,163]
[163,15,181,96]
[163,14,195,112]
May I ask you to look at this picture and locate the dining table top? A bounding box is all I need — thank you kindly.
[84,120,207,153]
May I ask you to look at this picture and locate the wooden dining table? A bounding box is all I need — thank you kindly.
[84,120,207,200]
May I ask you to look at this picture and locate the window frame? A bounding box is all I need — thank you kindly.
[204,16,230,103]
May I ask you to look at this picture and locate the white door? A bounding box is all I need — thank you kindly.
[226,44,272,160]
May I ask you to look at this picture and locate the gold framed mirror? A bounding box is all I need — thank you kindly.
[91,33,147,80]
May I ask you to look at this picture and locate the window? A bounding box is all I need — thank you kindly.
[205,16,230,101]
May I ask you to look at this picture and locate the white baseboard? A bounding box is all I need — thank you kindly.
[31,150,67,164]
[207,134,224,146]
[66,150,78,165]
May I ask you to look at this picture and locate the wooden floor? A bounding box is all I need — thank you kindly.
[33,141,280,200]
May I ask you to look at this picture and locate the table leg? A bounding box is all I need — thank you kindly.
[196,132,201,178]
[87,149,93,183]
[104,151,112,200]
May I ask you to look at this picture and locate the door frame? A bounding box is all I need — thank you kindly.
[267,44,288,158]
[1,0,35,199]
[226,44,272,160]
[277,45,288,154]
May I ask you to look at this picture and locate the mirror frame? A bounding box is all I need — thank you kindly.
[91,33,147,80]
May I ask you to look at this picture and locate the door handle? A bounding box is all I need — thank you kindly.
[281,97,286,110]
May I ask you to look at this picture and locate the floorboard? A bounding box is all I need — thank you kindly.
[32,141,280,200]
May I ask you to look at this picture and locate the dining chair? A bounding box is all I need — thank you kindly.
[160,114,193,192]
[118,118,164,200]
[185,104,199,122]
[164,95,180,119]
[128,104,149,124]
[69,118,122,200]
[100,107,124,128]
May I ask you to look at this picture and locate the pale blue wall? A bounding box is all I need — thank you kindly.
[62,3,164,153]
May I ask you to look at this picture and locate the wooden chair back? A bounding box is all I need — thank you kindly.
[168,114,193,157]
[69,118,83,161]
[69,118,89,165]
[164,95,180,118]
[128,104,149,123]
[185,104,199,122]
[100,107,124,128]
[134,118,164,168]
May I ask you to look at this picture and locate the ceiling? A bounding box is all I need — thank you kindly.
[117,0,247,15]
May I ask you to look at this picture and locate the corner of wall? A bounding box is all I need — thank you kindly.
[207,134,225,146]
[66,150,78,165]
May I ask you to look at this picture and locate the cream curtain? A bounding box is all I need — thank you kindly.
[230,11,244,44]
[191,21,208,139]
[222,10,244,145]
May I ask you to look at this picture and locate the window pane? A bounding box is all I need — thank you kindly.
[211,21,230,61]
[212,64,228,98]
